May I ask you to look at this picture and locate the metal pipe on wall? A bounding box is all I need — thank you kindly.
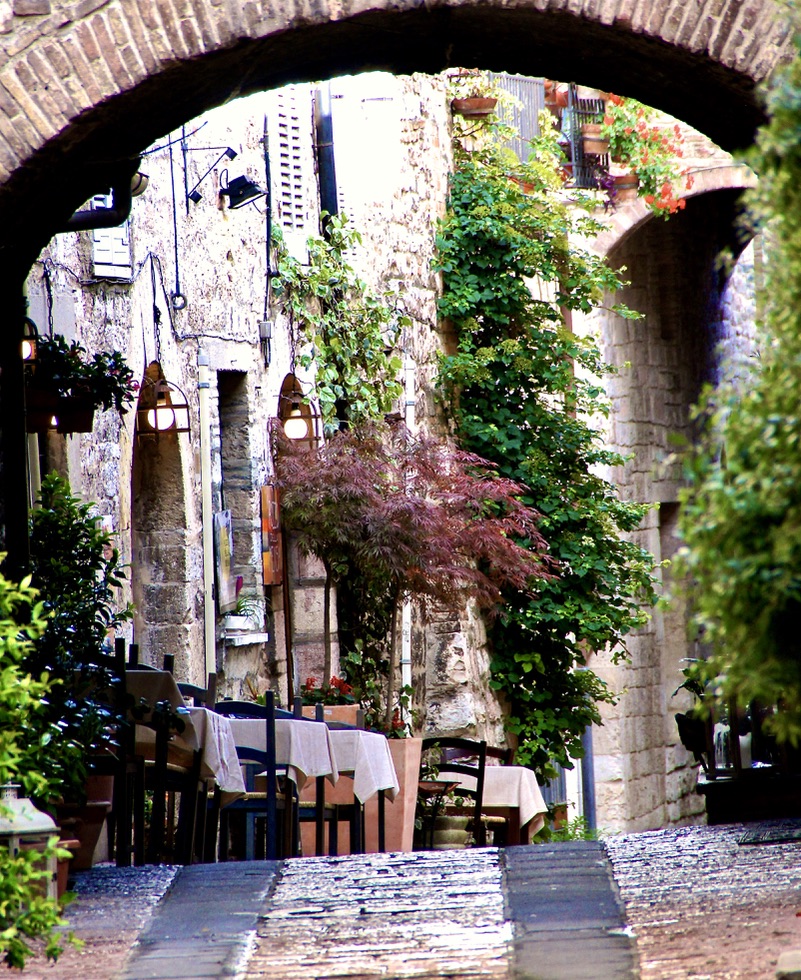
[198,349,216,681]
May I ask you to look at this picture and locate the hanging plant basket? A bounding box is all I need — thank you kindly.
[55,395,95,434]
[25,387,59,433]
[451,97,498,118]
[25,386,95,434]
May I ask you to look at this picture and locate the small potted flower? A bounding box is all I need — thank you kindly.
[301,674,361,725]
[25,334,138,433]
[600,94,695,217]
[447,69,498,119]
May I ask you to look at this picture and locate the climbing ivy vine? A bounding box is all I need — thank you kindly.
[436,99,660,779]
[272,215,407,433]
[675,24,801,745]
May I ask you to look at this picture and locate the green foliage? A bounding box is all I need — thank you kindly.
[436,83,659,780]
[0,564,76,969]
[539,813,600,842]
[29,334,137,413]
[26,473,133,803]
[272,216,407,433]
[0,843,75,969]
[675,27,801,745]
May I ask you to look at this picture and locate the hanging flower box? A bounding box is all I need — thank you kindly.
[24,335,137,434]
[451,97,498,118]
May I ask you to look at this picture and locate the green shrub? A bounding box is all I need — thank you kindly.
[0,563,76,969]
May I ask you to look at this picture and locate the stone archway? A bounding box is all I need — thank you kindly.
[589,185,757,830]
[0,0,789,568]
[0,0,793,276]
[131,362,196,677]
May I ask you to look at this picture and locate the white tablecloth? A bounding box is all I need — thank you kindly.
[186,707,246,795]
[226,716,339,790]
[327,729,400,803]
[440,764,548,835]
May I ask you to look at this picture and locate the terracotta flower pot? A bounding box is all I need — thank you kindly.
[581,123,609,156]
[451,97,498,118]
[613,173,639,202]
[56,839,81,897]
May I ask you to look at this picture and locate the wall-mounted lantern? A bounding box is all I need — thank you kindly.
[21,317,38,365]
[276,374,319,449]
[136,372,190,441]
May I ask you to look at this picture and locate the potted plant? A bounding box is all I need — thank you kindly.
[600,93,694,217]
[223,590,262,632]
[25,335,138,433]
[447,69,498,118]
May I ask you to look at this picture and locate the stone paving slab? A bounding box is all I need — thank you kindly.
[121,862,278,980]
[40,823,801,979]
[504,842,637,980]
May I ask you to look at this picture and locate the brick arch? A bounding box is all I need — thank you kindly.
[0,0,792,274]
[594,164,758,256]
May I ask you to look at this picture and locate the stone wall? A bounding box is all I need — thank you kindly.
[588,187,759,832]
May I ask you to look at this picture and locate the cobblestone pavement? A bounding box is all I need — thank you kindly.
[25,820,801,980]
[607,820,801,980]
[24,864,176,980]
[246,850,514,979]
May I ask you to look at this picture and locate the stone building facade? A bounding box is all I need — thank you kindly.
[24,68,759,834]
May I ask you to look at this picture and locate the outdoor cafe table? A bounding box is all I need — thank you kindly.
[225,716,340,790]
[438,762,549,843]
[326,729,400,804]
[299,727,401,855]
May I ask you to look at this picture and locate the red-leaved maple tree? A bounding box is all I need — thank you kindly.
[276,421,554,729]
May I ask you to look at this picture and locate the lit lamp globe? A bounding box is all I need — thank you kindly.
[283,406,309,441]
[146,400,176,432]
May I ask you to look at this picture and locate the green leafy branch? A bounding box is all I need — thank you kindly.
[272,216,407,433]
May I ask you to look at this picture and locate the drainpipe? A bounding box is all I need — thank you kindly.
[581,723,597,831]
[314,83,339,234]
[57,161,139,233]
[198,349,216,681]
[400,353,416,719]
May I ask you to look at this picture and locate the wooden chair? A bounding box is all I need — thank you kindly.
[124,659,204,864]
[88,637,146,867]
[214,693,287,861]
[177,673,218,708]
[143,701,204,865]
[418,736,487,848]
[470,745,520,846]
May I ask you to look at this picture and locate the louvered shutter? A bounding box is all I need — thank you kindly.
[273,87,315,262]
[490,74,546,162]
[91,193,133,279]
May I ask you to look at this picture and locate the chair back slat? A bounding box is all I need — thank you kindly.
[177,673,217,708]
[420,736,487,845]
